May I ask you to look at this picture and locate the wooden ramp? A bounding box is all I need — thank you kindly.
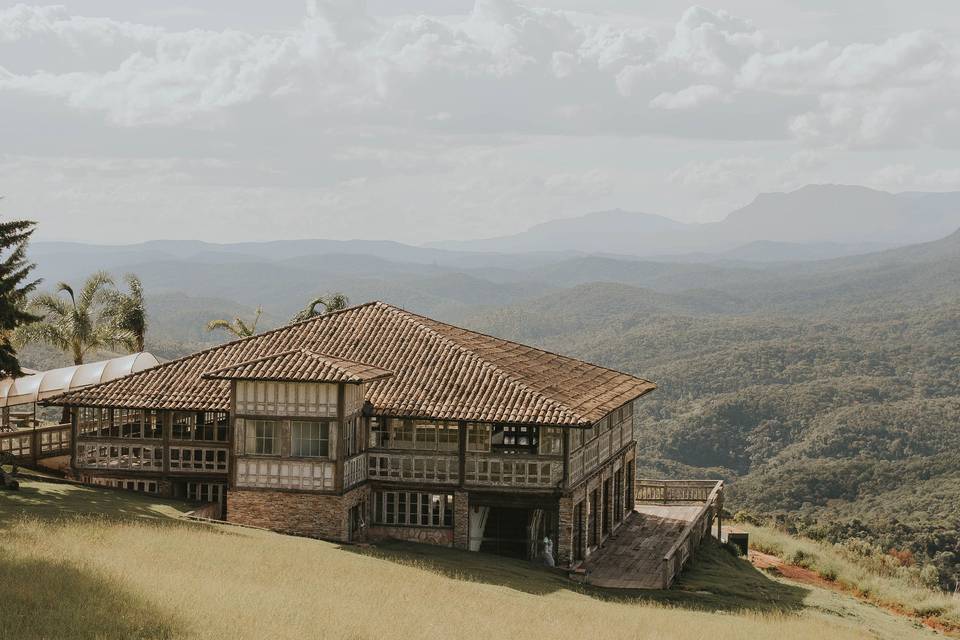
[579,504,704,589]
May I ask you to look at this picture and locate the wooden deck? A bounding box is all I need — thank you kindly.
[579,505,703,589]
[577,480,725,590]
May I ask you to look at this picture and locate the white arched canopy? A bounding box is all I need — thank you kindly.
[0,353,159,408]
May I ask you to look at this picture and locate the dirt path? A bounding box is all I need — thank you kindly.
[748,549,956,637]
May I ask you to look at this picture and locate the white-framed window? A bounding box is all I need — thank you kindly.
[466,423,490,452]
[539,427,563,455]
[373,491,454,527]
[291,421,330,457]
[245,420,280,455]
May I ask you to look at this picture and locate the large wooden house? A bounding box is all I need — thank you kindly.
[50,302,657,568]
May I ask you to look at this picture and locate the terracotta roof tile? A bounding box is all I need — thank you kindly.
[202,349,392,384]
[49,302,656,426]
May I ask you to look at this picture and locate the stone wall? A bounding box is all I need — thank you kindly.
[368,525,454,546]
[227,485,370,541]
[453,491,469,549]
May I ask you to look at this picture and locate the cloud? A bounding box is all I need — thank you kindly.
[649,84,725,110]
[1,1,957,150]
[868,163,960,190]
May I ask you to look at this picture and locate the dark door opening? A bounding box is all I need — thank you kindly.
[479,507,530,559]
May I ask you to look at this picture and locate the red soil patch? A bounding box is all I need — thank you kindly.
[748,549,959,637]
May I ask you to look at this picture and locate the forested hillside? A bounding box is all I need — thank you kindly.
[461,231,960,591]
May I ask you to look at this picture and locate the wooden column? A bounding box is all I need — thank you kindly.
[457,420,466,488]
[334,383,345,494]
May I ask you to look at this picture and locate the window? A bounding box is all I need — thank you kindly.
[467,424,490,452]
[437,423,459,451]
[491,424,538,454]
[369,416,387,448]
[414,421,437,449]
[614,469,623,525]
[245,420,279,455]
[172,412,195,440]
[187,482,224,503]
[390,419,414,449]
[539,428,562,455]
[589,489,599,547]
[291,421,329,457]
[344,416,363,456]
[602,478,611,536]
[372,491,454,527]
[625,460,634,513]
[573,501,585,562]
[570,428,583,451]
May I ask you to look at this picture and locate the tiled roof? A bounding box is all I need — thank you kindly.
[203,349,392,383]
[49,302,656,426]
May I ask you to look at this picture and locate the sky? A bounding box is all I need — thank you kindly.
[2,0,960,244]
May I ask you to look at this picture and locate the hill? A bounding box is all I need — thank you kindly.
[456,230,960,592]
[1,475,948,640]
[431,185,960,257]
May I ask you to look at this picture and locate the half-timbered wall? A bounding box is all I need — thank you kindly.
[567,400,634,487]
[235,381,338,417]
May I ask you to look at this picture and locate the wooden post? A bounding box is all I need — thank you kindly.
[457,420,466,488]
[31,423,39,465]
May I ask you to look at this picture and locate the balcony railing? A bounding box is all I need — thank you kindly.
[464,454,562,488]
[344,452,367,489]
[0,423,71,461]
[368,451,459,484]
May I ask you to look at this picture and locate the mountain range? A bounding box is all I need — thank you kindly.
[429,185,960,257]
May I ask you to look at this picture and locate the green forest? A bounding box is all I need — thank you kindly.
[465,233,960,591]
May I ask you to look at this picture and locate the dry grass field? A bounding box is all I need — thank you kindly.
[0,474,946,640]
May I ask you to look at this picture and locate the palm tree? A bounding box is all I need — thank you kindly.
[206,306,262,339]
[290,293,349,323]
[103,273,147,352]
[15,271,120,366]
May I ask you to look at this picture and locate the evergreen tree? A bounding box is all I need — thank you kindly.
[0,215,40,378]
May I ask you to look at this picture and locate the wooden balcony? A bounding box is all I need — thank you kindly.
[0,423,71,462]
[464,454,561,489]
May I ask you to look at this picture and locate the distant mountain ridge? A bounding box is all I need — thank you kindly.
[429,185,960,257]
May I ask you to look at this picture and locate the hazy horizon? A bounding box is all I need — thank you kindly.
[3,0,960,244]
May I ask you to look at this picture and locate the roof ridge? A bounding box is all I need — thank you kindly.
[382,303,588,424]
[202,346,390,378]
[51,301,382,403]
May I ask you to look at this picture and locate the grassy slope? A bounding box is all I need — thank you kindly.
[743,524,960,628]
[1,477,943,640]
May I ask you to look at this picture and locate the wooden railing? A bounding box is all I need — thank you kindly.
[368,451,459,484]
[635,479,719,504]
[464,454,562,489]
[657,480,724,589]
[344,452,367,489]
[0,423,71,462]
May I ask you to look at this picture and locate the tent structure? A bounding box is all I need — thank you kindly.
[0,353,160,409]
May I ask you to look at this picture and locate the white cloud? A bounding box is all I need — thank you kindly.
[649,84,725,110]
[868,163,960,190]
[2,1,960,243]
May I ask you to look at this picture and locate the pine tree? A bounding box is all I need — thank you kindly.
[0,215,40,377]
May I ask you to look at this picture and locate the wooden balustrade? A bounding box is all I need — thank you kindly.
[464,454,562,488]
[635,479,719,504]
[368,451,459,484]
[0,423,71,462]
[658,480,724,588]
[344,452,367,489]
